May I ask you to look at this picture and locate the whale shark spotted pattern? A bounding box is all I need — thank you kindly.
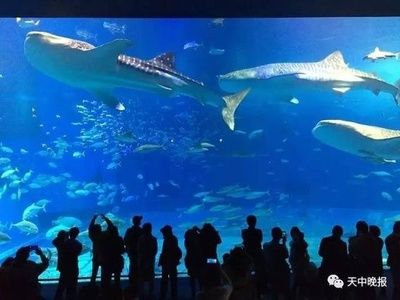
[24,31,249,130]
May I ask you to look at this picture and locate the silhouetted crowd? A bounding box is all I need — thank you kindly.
[1,214,400,300]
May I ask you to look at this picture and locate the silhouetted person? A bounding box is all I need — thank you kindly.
[8,246,49,300]
[54,227,82,300]
[124,215,143,289]
[318,225,348,300]
[348,220,376,300]
[0,257,15,300]
[289,226,309,300]
[199,223,222,265]
[370,225,385,296]
[263,227,290,300]
[241,215,264,298]
[53,230,68,270]
[137,222,158,298]
[385,221,400,300]
[222,246,257,300]
[88,214,103,284]
[159,225,182,300]
[101,215,125,296]
[184,226,202,298]
[196,262,232,300]
[52,230,67,299]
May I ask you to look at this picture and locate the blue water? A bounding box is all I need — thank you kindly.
[1,17,400,278]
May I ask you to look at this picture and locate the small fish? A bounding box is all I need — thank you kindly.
[75,28,97,41]
[200,142,216,148]
[289,97,300,105]
[209,48,225,56]
[184,203,204,214]
[103,21,127,35]
[1,146,13,154]
[16,17,40,28]
[381,191,393,201]
[168,180,180,189]
[183,41,203,50]
[248,129,264,140]
[106,161,121,170]
[0,231,11,244]
[0,157,11,165]
[121,195,138,203]
[72,151,85,158]
[48,162,58,169]
[1,168,18,179]
[211,18,224,26]
[20,148,29,155]
[10,220,39,235]
[137,173,144,180]
[134,144,164,153]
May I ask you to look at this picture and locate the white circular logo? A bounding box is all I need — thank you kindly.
[327,274,339,286]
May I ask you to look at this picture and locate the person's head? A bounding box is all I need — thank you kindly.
[369,225,381,237]
[132,215,143,226]
[246,215,257,228]
[356,220,369,234]
[394,221,400,234]
[69,227,80,239]
[202,223,215,233]
[290,226,302,240]
[15,246,31,263]
[332,225,343,238]
[143,222,152,234]
[57,230,68,240]
[161,225,173,237]
[271,227,283,241]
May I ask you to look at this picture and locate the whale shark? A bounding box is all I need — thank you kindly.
[218,51,400,105]
[312,119,400,163]
[24,31,249,130]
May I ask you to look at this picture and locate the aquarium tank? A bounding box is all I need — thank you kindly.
[1,17,400,279]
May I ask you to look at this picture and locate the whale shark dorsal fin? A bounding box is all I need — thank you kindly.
[321,51,347,68]
[90,39,133,61]
[148,53,175,69]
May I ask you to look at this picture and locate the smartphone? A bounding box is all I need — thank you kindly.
[207,258,217,264]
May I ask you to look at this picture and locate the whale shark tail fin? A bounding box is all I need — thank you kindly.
[222,88,251,131]
[92,90,125,111]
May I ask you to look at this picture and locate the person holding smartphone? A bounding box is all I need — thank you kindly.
[7,245,50,300]
[263,227,290,300]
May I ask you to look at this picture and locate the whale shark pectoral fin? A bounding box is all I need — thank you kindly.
[394,80,400,106]
[358,149,396,164]
[92,90,125,111]
[90,39,133,61]
[221,88,251,131]
[332,87,351,94]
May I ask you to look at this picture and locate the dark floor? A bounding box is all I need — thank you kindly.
[40,271,395,300]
